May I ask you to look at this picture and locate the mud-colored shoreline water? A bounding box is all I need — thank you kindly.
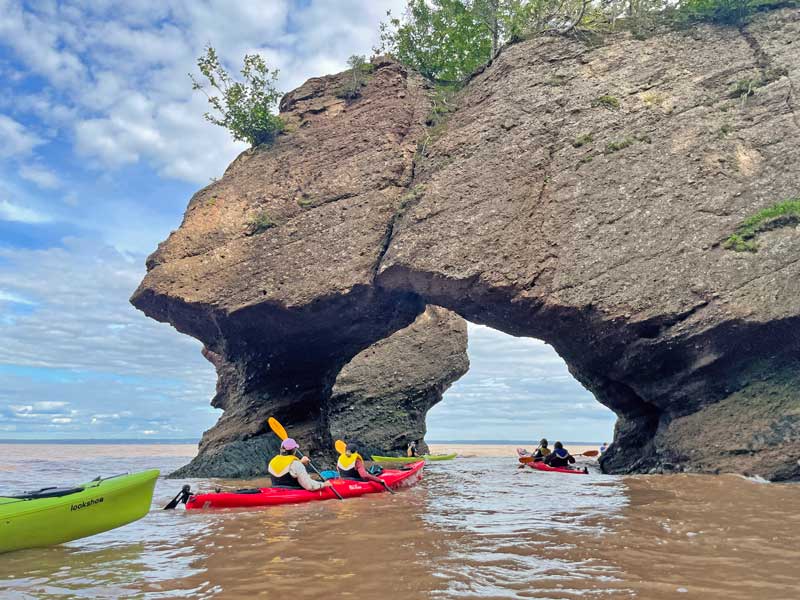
[1,444,798,599]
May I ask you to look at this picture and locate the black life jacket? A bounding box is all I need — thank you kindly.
[268,454,302,488]
[337,452,366,480]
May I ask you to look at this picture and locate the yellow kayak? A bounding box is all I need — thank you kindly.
[0,469,159,553]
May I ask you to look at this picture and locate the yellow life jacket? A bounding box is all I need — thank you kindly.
[337,452,364,480]
[268,454,301,488]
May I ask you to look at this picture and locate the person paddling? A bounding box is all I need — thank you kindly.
[407,441,418,457]
[268,438,332,491]
[544,441,577,468]
[338,443,384,484]
[532,438,551,462]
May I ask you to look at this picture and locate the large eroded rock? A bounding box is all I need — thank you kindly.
[135,10,800,481]
[379,10,800,479]
[171,307,468,478]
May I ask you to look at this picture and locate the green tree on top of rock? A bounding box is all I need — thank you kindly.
[376,0,595,83]
[376,0,795,85]
[190,46,284,147]
[376,0,493,83]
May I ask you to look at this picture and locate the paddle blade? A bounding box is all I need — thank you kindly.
[518,456,534,464]
[582,450,600,457]
[163,485,191,510]
[335,439,347,455]
[268,417,288,440]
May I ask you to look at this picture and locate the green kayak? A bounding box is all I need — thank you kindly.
[0,469,159,554]
[371,453,457,463]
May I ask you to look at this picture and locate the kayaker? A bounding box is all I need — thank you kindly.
[532,438,552,462]
[268,438,332,491]
[338,443,384,484]
[544,441,576,468]
[600,442,608,454]
[407,441,418,457]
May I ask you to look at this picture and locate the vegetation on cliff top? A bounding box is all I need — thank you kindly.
[723,200,800,252]
[336,55,376,100]
[190,46,284,147]
[377,0,797,84]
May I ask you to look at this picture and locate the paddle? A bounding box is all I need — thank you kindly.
[518,450,599,464]
[163,484,192,510]
[267,417,343,500]
[335,439,395,495]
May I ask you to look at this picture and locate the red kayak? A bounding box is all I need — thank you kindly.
[527,461,588,475]
[185,461,425,510]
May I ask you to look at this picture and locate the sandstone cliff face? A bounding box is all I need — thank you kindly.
[134,9,800,481]
[171,307,468,478]
[328,305,468,458]
[134,59,467,477]
[379,10,800,480]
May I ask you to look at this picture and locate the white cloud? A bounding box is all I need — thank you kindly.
[35,401,67,410]
[19,163,61,189]
[0,0,408,184]
[0,239,219,438]
[0,114,41,158]
[0,290,36,305]
[0,199,51,223]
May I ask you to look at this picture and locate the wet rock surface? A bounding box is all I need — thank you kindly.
[328,306,469,459]
[135,11,800,481]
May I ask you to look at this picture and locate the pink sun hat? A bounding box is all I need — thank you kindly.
[281,438,299,451]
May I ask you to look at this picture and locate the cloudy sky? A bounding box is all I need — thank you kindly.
[0,0,616,443]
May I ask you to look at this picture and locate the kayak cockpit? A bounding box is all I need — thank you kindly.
[9,486,85,500]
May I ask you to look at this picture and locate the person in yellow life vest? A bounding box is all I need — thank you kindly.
[337,443,384,483]
[407,441,418,457]
[268,438,331,491]
[532,439,551,462]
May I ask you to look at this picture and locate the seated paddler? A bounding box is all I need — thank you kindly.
[337,443,384,484]
[268,438,331,491]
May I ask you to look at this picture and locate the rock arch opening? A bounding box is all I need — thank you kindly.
[426,322,616,448]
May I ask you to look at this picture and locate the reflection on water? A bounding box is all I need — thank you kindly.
[1,445,799,599]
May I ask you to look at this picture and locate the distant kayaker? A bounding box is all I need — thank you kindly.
[532,439,552,462]
[600,442,608,454]
[407,441,418,457]
[544,441,576,468]
[338,443,384,483]
[268,438,332,491]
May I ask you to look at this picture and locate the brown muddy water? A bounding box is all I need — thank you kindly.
[0,444,798,599]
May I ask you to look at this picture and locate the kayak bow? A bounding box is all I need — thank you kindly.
[0,470,159,553]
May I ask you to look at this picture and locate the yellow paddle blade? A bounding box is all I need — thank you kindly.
[268,417,288,440]
[335,439,347,455]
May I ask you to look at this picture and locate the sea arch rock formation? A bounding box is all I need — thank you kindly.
[133,10,800,481]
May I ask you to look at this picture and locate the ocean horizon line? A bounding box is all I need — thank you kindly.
[0,438,199,445]
[0,438,605,446]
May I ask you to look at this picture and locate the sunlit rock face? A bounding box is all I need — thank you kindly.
[135,10,800,481]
